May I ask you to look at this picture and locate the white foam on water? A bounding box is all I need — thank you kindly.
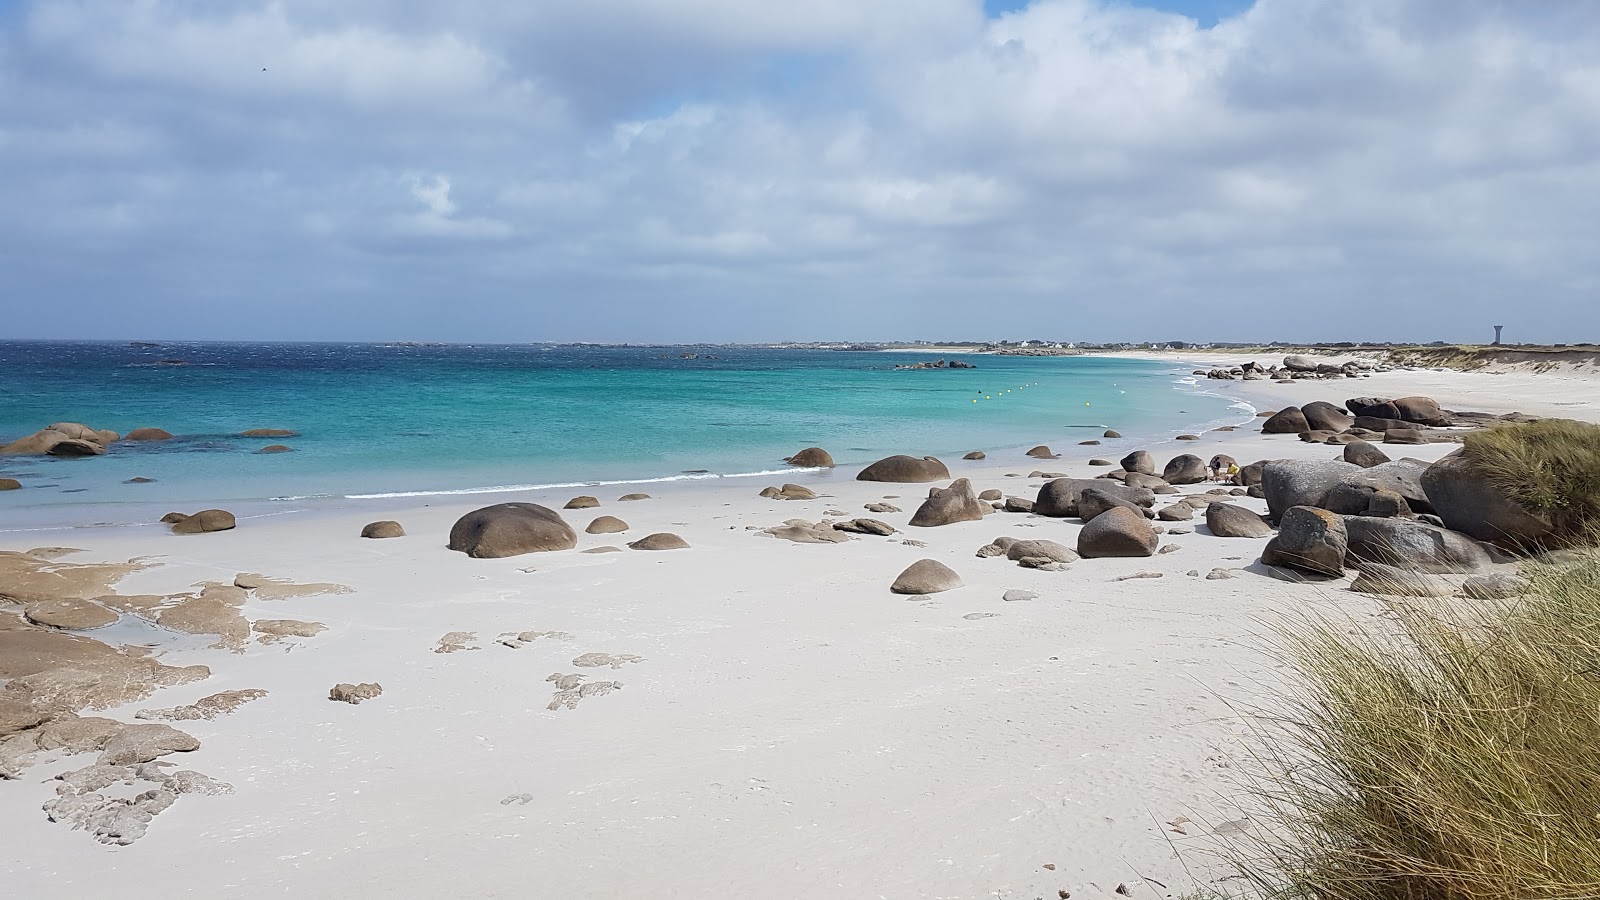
[286,467,823,502]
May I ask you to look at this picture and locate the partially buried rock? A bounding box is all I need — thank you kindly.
[1088,459,1113,467]
[864,501,901,514]
[1026,445,1059,459]
[760,484,817,501]
[169,509,236,535]
[564,495,599,509]
[329,683,383,704]
[909,478,988,527]
[1460,572,1531,600]
[618,493,652,501]
[890,559,963,595]
[1350,564,1456,598]
[834,518,895,536]
[448,503,577,558]
[962,451,986,460]
[48,439,105,457]
[1385,428,1429,445]
[24,598,119,631]
[257,445,293,453]
[124,477,154,484]
[1005,539,1077,566]
[978,489,1002,501]
[98,723,200,766]
[766,522,853,543]
[1343,516,1501,574]
[360,520,405,539]
[1206,502,1273,538]
[1157,503,1194,522]
[1003,496,1034,513]
[1104,429,1122,438]
[1343,440,1391,468]
[785,447,834,468]
[585,515,628,535]
[240,428,297,438]
[1175,434,1200,441]
[124,428,173,442]
[0,478,19,491]
[1262,506,1347,576]
[857,455,951,483]
[628,532,689,551]
[1077,506,1158,558]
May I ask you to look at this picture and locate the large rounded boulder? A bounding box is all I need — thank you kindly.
[891,559,963,595]
[1078,487,1147,523]
[1035,479,1154,518]
[448,503,577,558]
[857,455,951,483]
[785,447,834,468]
[585,515,629,535]
[1420,454,1560,552]
[125,427,174,442]
[1343,516,1502,574]
[170,509,236,535]
[1343,440,1391,468]
[1206,502,1273,538]
[909,478,988,527]
[629,533,689,551]
[1077,506,1158,558]
[1120,450,1156,476]
[1261,407,1310,434]
[1261,459,1360,522]
[1301,401,1353,432]
[1393,396,1451,427]
[1162,454,1207,485]
[1261,507,1347,576]
[361,520,405,539]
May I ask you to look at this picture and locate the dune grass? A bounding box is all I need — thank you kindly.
[1461,419,1600,545]
[1217,554,1600,899]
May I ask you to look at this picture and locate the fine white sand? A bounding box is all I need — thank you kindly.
[3,358,1598,898]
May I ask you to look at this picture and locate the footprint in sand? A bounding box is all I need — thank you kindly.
[434,631,479,653]
[497,630,574,649]
[545,673,623,710]
[571,652,643,669]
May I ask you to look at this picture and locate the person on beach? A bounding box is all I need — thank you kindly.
[1208,454,1239,483]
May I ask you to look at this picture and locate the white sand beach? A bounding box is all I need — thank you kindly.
[4,358,1599,899]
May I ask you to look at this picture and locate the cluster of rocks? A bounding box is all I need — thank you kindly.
[0,423,303,474]
[892,359,976,370]
[1258,395,1537,448]
[1198,355,1389,382]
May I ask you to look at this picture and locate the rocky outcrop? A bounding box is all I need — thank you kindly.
[785,447,834,468]
[628,533,689,551]
[1421,454,1560,552]
[890,560,963,595]
[360,521,405,538]
[23,599,119,631]
[1344,516,1502,574]
[1206,502,1273,537]
[1262,507,1347,576]
[584,516,628,535]
[1162,454,1207,485]
[2,423,119,456]
[909,479,988,527]
[448,503,577,558]
[1261,459,1360,522]
[1261,407,1310,434]
[168,509,236,535]
[1077,507,1158,558]
[857,455,951,483]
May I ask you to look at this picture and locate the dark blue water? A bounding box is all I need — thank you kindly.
[0,342,1251,522]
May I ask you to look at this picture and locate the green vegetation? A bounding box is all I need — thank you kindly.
[1462,419,1600,544]
[1219,555,1600,899]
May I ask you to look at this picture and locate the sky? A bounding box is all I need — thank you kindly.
[1,0,1596,345]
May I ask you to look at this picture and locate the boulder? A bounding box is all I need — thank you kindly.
[240,428,296,438]
[975,536,1020,557]
[124,428,174,442]
[1300,400,1353,432]
[360,520,405,539]
[169,509,236,535]
[962,451,986,460]
[48,439,105,457]
[1004,540,1078,565]
[329,683,383,704]
[1261,407,1310,434]
[1002,497,1034,513]
[448,503,577,558]
[1157,504,1194,521]
[864,501,901,513]
[857,455,951,483]
[1283,355,1319,372]
[785,447,834,468]
[1324,432,1363,445]
[1337,459,1432,513]
[564,496,600,509]
[1343,440,1391,468]
[1088,458,1113,467]
[1206,502,1273,538]
[766,522,853,544]
[1346,397,1400,419]
[1123,472,1170,490]
[1393,396,1451,426]
[1325,484,1410,518]
[1026,445,1059,459]
[258,444,293,453]
[618,493,652,501]
[628,533,689,551]
[584,516,629,535]
[1300,430,1338,444]
[124,477,154,484]
[1078,487,1146,523]
[1343,516,1503,574]
[760,484,817,501]
[1236,461,1270,487]
[834,518,895,536]
[1162,454,1207,485]
[98,723,200,766]
[1035,479,1154,518]
[1120,450,1156,475]
[909,478,988,527]
[1077,507,1158,558]
[1104,430,1122,438]
[1262,506,1348,576]
[978,489,1002,501]
[890,560,963,595]
[1261,459,1360,521]
[1460,573,1531,600]
[1421,454,1560,552]
[0,478,19,491]
[1385,428,1429,445]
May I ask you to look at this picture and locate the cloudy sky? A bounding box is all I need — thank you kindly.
[2,0,1596,344]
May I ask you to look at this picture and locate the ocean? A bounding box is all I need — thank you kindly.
[0,342,1252,528]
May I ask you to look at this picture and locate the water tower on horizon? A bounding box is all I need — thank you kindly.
[1493,324,1504,345]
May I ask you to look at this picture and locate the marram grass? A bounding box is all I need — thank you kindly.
[1461,419,1600,545]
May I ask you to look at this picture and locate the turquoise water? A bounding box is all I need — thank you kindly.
[0,342,1252,527]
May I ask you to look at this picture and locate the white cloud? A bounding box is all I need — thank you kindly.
[2,0,1598,341]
